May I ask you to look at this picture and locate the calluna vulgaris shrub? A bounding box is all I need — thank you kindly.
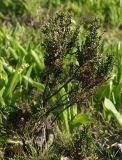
[41,11,113,117]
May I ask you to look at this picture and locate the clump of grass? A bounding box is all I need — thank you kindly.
[53,125,100,160]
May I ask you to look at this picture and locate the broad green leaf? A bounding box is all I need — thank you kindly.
[24,64,33,89]
[104,98,122,127]
[31,50,44,70]
[8,47,19,60]
[57,84,70,133]
[0,71,8,85]
[23,75,45,92]
[4,63,28,97]
[0,86,5,105]
[6,35,27,56]
[1,58,15,73]
[71,114,96,126]
[4,72,20,98]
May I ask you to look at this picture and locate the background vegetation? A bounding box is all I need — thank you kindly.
[0,0,122,159]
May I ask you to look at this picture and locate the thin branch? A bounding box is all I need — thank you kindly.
[44,66,81,101]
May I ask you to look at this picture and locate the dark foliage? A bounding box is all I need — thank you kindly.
[0,0,28,16]
[42,12,113,116]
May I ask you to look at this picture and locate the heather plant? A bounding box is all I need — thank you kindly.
[30,12,113,158]
[41,12,113,123]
